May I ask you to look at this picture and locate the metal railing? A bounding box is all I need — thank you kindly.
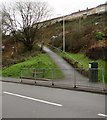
[20,68,106,91]
[47,43,83,67]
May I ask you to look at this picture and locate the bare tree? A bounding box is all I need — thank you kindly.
[1,1,52,51]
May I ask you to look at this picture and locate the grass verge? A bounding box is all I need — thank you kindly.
[52,49,107,83]
[2,54,64,79]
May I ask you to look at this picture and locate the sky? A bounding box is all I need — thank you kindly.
[0,0,107,18]
[44,0,107,17]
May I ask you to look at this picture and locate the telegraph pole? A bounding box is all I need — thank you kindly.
[63,16,65,52]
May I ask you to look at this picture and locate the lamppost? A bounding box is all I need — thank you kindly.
[62,15,65,52]
[56,14,66,52]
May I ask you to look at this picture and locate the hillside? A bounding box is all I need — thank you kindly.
[2,54,63,79]
[2,11,107,69]
[43,12,107,61]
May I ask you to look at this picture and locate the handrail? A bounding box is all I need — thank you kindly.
[47,43,83,67]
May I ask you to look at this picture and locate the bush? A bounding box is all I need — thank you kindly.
[2,50,42,68]
[86,46,107,61]
[95,32,104,40]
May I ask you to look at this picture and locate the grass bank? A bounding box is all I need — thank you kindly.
[60,52,106,69]
[2,54,63,79]
[52,49,107,83]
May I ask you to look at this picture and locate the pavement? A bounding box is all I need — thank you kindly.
[1,76,107,94]
[1,46,106,94]
[1,46,106,93]
[2,82,106,118]
[43,46,106,90]
[43,46,78,79]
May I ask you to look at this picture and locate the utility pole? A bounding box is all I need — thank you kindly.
[56,14,66,52]
[63,16,65,52]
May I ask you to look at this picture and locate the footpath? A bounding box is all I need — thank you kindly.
[1,46,106,94]
[43,46,106,91]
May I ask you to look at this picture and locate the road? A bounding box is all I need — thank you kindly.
[2,82,105,118]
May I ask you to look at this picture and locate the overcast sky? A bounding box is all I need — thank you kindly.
[0,0,107,18]
[44,0,107,17]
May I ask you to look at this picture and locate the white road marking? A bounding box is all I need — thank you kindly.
[98,113,107,117]
[3,91,63,107]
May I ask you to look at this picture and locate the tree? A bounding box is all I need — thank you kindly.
[1,1,52,51]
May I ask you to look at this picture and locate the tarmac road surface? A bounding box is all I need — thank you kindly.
[2,82,105,118]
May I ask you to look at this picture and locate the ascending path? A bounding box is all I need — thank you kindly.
[1,46,105,90]
[43,46,105,90]
[43,46,88,85]
[43,46,74,79]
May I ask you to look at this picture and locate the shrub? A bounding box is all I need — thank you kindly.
[86,46,107,61]
[95,32,104,40]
